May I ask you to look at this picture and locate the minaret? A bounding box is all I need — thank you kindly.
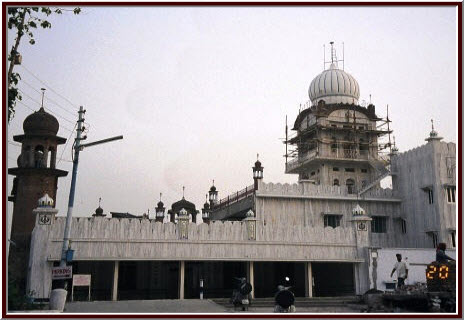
[155,193,166,223]
[252,154,264,190]
[8,105,68,293]
[425,119,443,143]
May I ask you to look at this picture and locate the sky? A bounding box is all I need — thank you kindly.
[6,5,457,226]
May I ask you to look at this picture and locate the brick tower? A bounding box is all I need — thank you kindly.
[8,107,68,293]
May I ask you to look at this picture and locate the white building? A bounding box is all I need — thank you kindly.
[14,45,457,302]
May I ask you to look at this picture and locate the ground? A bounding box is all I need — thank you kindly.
[62,298,366,314]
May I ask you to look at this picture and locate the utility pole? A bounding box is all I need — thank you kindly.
[59,106,123,268]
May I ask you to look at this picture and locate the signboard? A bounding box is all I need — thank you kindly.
[72,274,91,301]
[73,274,91,286]
[51,266,72,280]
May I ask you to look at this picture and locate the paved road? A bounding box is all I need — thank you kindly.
[64,299,228,313]
[64,299,365,313]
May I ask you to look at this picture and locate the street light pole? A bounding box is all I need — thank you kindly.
[59,106,85,267]
[59,106,123,267]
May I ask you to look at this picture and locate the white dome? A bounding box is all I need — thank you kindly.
[352,204,366,216]
[38,193,54,207]
[308,63,360,105]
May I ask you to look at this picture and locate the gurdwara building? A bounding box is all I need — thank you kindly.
[9,49,456,302]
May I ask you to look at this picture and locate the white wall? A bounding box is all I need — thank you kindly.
[369,247,456,291]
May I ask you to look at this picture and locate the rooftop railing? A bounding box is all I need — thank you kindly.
[212,184,255,211]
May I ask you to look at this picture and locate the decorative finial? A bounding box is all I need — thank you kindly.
[426,118,442,142]
[330,41,334,63]
[182,186,185,199]
[212,179,215,186]
[160,192,162,202]
[257,153,259,161]
[98,197,102,207]
[205,194,208,201]
[40,88,46,111]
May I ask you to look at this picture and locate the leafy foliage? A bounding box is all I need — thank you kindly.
[7,7,81,122]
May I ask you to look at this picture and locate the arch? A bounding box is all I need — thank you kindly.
[333,179,340,186]
[34,145,45,168]
[346,178,356,194]
[48,146,56,168]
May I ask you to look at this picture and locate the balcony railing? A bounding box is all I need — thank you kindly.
[286,149,372,172]
[212,185,255,211]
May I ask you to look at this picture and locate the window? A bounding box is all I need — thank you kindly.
[451,231,456,248]
[361,168,368,173]
[446,186,456,203]
[371,216,387,233]
[324,215,342,228]
[333,179,339,186]
[400,219,407,234]
[346,179,356,194]
[427,232,438,248]
[310,171,316,176]
[333,167,339,172]
[331,124,337,128]
[345,168,355,172]
[428,189,434,204]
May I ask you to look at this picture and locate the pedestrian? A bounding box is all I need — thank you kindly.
[436,243,455,263]
[390,253,408,289]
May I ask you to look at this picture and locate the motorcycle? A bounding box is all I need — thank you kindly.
[230,277,252,311]
[274,277,296,313]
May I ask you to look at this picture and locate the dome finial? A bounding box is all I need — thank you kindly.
[182,186,185,199]
[40,88,46,111]
[426,118,442,142]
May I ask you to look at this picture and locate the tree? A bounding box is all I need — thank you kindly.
[7,7,81,122]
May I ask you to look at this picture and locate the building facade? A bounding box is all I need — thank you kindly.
[11,46,457,302]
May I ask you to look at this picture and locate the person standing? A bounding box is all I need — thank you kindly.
[390,253,408,288]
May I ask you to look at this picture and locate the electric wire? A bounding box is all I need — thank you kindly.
[20,79,78,117]
[18,89,76,127]
[16,100,74,133]
[57,123,77,165]
[19,64,79,110]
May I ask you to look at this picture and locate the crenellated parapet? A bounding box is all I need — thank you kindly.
[34,216,358,262]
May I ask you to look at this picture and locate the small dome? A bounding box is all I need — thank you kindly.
[23,107,59,136]
[171,198,196,213]
[352,204,366,216]
[157,200,164,208]
[38,193,54,207]
[209,185,217,192]
[308,63,360,105]
[254,160,262,168]
[95,206,104,215]
[203,201,210,209]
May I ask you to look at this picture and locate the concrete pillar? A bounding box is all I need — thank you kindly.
[179,261,185,299]
[246,261,254,298]
[304,262,313,298]
[112,261,119,301]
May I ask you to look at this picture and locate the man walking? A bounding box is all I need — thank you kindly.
[390,253,408,289]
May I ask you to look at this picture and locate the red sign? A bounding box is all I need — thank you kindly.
[51,266,72,280]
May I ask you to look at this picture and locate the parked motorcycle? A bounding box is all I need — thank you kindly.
[274,277,296,313]
[230,277,252,311]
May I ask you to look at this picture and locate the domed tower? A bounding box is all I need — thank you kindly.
[285,42,392,194]
[8,107,68,290]
[168,187,198,223]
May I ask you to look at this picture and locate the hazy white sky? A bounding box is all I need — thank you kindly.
[6,6,457,221]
